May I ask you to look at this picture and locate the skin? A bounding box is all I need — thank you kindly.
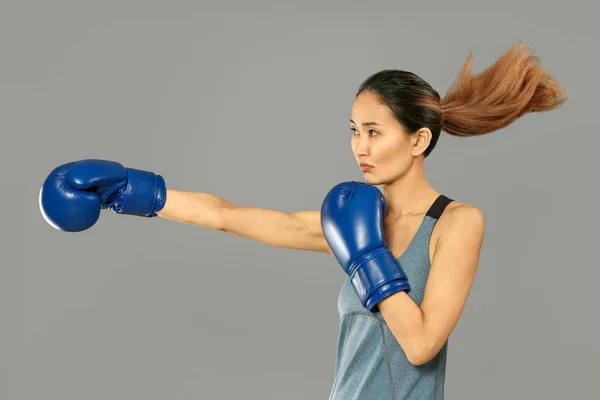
[157,90,486,366]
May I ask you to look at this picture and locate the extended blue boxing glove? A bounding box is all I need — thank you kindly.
[321,181,410,312]
[39,159,166,232]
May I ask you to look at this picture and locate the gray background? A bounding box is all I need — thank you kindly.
[3,0,598,399]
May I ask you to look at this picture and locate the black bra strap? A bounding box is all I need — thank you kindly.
[426,195,454,220]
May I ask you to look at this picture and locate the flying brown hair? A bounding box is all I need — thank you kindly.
[440,41,568,137]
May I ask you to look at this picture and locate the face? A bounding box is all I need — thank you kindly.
[350,91,422,185]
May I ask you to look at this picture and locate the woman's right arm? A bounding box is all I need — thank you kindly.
[156,189,332,254]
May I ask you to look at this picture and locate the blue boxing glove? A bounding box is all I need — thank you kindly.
[321,181,410,312]
[39,159,166,232]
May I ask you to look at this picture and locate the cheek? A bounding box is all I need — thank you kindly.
[372,137,408,162]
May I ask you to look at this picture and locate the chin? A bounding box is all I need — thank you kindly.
[363,175,382,185]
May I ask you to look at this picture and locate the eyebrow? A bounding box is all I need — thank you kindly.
[350,119,381,127]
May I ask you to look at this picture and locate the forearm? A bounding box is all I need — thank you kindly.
[378,292,429,365]
[156,189,225,230]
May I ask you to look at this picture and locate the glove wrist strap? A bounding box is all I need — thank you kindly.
[350,247,411,312]
[114,168,167,217]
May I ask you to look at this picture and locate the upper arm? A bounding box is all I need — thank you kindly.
[420,205,486,357]
[289,210,333,254]
[219,206,332,254]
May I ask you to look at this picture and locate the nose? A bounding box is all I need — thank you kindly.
[353,134,370,156]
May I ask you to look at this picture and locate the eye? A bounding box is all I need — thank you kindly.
[350,128,380,136]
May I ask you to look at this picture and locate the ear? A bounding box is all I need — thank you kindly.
[411,128,432,156]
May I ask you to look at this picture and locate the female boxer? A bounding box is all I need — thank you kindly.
[40,41,567,400]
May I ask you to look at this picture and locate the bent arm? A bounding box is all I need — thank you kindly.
[156,189,331,254]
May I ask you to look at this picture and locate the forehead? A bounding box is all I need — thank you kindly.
[351,91,395,124]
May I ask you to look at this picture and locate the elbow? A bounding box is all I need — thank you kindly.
[406,352,427,367]
[407,353,431,367]
[406,342,437,367]
[408,357,431,367]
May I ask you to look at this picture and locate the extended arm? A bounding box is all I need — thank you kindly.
[39,159,331,254]
[158,189,332,253]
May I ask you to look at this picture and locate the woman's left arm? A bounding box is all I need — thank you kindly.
[378,205,486,366]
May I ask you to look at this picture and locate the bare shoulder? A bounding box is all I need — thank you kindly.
[434,200,486,245]
[445,201,485,226]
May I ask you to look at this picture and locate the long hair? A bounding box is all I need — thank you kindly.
[356,41,568,157]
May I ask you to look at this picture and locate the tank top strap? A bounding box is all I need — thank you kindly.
[425,195,454,221]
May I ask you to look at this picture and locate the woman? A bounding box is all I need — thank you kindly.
[39,41,567,399]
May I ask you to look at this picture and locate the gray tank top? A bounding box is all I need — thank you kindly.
[328,195,454,400]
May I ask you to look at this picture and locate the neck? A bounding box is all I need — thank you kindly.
[382,163,439,218]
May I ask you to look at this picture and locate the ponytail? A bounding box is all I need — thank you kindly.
[441,41,568,137]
